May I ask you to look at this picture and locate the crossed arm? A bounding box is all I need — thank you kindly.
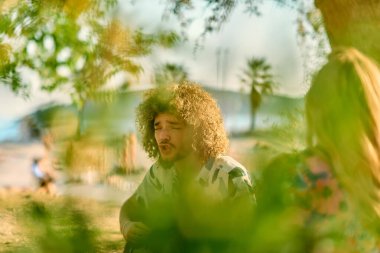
[119,193,151,245]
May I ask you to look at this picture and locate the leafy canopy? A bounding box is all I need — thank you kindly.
[0,0,179,106]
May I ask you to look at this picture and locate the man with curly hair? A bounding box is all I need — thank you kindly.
[120,82,254,253]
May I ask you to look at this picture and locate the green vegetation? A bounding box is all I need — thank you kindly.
[0,192,123,253]
[153,63,189,87]
[2,0,380,252]
[0,0,179,109]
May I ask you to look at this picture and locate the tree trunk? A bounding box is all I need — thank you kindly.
[250,87,261,131]
[315,0,380,62]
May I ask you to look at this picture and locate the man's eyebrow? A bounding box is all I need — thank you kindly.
[167,120,181,125]
[154,120,183,126]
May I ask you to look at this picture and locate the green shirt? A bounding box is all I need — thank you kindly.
[120,155,255,242]
[133,155,254,208]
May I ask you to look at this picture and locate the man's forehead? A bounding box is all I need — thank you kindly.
[154,113,184,124]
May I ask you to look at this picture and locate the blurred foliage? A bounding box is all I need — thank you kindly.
[244,105,306,180]
[0,0,180,178]
[0,0,179,108]
[2,144,380,253]
[31,104,78,134]
[249,151,379,253]
[0,193,123,253]
[163,0,327,48]
[120,145,379,253]
[21,89,143,180]
[256,107,306,153]
[163,0,329,84]
[125,185,254,252]
[21,200,97,253]
[153,62,189,86]
[1,1,378,252]
[163,0,325,39]
[64,133,118,180]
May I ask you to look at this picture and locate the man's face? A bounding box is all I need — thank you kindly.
[154,113,193,162]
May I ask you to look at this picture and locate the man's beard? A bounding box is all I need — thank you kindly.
[158,148,191,169]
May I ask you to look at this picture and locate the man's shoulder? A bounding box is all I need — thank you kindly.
[208,155,252,187]
[213,155,248,175]
[210,155,254,199]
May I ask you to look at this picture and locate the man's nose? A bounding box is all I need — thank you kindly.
[158,129,171,142]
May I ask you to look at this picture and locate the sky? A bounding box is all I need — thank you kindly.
[0,0,308,121]
[119,1,306,94]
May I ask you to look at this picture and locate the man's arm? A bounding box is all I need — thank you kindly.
[119,193,150,244]
[119,164,159,244]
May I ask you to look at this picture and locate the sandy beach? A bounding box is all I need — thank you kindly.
[0,140,150,204]
[0,136,257,204]
[0,136,258,253]
[0,141,45,189]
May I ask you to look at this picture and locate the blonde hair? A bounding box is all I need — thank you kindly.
[136,81,229,162]
[306,47,380,219]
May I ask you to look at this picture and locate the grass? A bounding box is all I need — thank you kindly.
[0,191,125,253]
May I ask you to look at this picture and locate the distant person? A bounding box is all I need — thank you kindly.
[123,132,137,173]
[31,132,57,195]
[32,157,56,195]
[119,82,254,253]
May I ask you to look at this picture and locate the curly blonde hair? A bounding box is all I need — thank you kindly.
[136,81,229,162]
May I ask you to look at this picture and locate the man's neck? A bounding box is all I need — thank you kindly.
[175,152,203,176]
[158,152,204,180]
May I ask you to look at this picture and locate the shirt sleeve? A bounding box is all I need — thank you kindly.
[119,164,156,240]
[227,167,256,203]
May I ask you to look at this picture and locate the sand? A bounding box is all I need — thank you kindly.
[0,137,257,204]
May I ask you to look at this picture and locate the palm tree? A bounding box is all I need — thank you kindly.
[240,57,276,131]
[153,63,189,86]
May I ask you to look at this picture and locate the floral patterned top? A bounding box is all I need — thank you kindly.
[265,149,380,253]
